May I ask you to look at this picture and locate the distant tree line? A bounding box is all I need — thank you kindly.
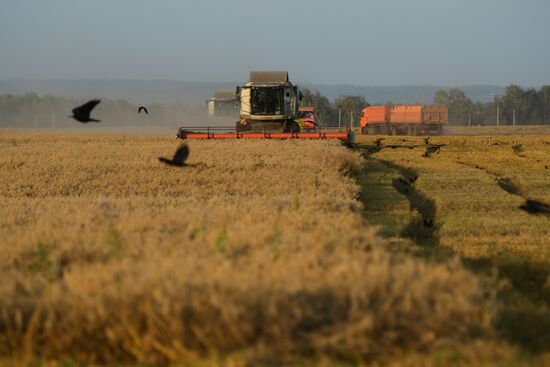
[433,85,550,125]
[4,85,550,128]
[0,93,201,128]
[0,92,372,128]
[301,89,368,126]
[303,85,550,126]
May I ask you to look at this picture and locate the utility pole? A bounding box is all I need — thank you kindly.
[513,108,516,126]
[338,109,341,127]
[495,95,501,127]
[350,110,353,128]
[468,112,471,127]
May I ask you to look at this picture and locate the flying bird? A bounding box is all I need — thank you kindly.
[138,106,149,115]
[70,99,101,123]
[158,144,190,167]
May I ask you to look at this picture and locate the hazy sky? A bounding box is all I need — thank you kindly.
[1,0,549,86]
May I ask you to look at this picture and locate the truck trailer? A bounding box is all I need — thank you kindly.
[360,105,448,135]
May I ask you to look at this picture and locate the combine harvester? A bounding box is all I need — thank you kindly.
[177,71,353,143]
[359,105,448,135]
[206,91,239,118]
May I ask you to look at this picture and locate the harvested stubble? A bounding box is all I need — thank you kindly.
[0,133,494,364]
[356,135,550,360]
[445,124,550,136]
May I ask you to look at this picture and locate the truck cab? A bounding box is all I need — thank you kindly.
[298,106,319,130]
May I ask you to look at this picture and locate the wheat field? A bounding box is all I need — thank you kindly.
[0,132,507,365]
[356,134,550,365]
[445,125,550,136]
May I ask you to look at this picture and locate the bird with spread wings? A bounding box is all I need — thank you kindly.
[158,144,190,167]
[70,99,101,123]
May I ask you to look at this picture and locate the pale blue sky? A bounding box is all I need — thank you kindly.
[1,0,549,86]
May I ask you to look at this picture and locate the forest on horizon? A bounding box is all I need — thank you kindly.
[1,84,549,128]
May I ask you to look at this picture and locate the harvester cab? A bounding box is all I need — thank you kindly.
[236,71,303,132]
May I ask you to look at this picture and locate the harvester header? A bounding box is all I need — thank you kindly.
[177,126,352,142]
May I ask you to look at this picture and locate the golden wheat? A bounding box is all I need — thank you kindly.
[357,134,550,364]
[0,132,495,365]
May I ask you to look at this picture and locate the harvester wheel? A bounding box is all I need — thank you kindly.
[285,121,301,133]
[236,120,251,133]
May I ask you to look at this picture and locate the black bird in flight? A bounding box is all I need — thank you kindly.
[138,106,149,115]
[70,99,101,123]
[158,144,190,167]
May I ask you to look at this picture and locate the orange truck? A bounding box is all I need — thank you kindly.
[359,105,448,135]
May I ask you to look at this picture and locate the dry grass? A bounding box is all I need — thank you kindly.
[356,134,550,259]
[0,132,496,365]
[356,134,550,360]
[445,124,550,136]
